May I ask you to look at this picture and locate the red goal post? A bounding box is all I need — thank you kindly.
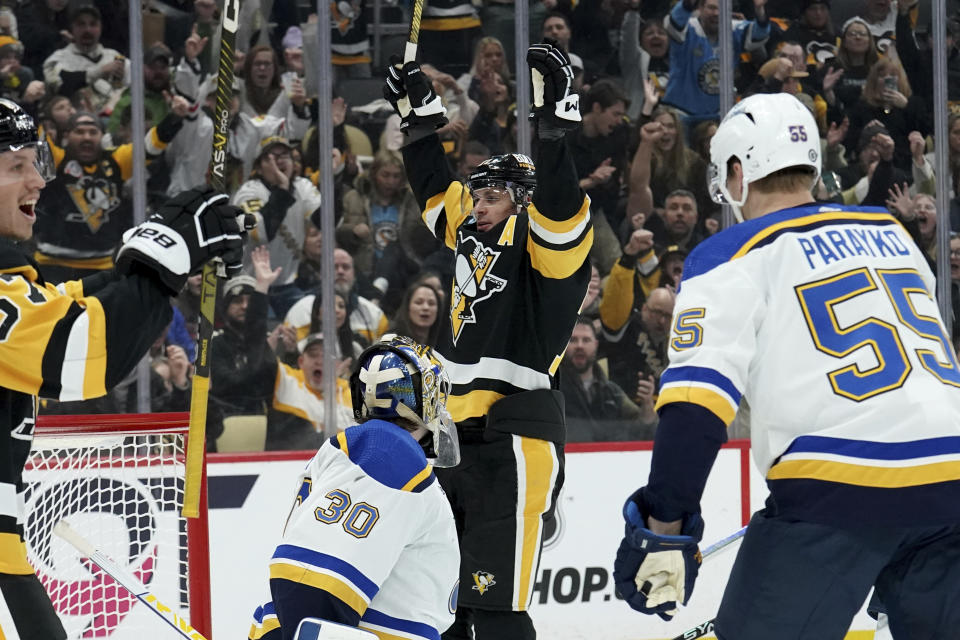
[28,412,212,639]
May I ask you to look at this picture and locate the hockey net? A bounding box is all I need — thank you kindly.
[24,413,211,639]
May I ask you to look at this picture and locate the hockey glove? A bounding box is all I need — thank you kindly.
[116,186,245,295]
[613,488,704,620]
[383,56,447,134]
[527,39,580,130]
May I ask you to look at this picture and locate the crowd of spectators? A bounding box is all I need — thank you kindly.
[20,0,960,448]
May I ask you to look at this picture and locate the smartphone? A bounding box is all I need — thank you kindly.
[883,76,898,91]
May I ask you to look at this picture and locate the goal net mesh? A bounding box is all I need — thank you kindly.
[24,428,193,639]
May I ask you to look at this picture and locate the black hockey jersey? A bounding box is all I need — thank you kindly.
[420,0,480,31]
[0,240,171,574]
[402,134,593,424]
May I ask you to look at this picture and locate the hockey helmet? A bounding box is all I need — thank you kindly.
[0,99,54,182]
[350,334,460,468]
[467,153,537,208]
[708,93,820,221]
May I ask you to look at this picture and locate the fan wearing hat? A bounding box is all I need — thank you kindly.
[232,135,322,318]
[781,0,837,68]
[32,100,191,283]
[106,43,175,140]
[42,4,129,103]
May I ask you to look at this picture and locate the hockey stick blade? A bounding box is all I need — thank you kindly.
[54,522,209,640]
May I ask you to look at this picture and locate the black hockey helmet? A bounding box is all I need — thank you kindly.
[0,99,54,181]
[466,153,537,207]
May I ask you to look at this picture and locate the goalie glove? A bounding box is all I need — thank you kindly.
[612,488,704,620]
[116,186,245,295]
[527,39,580,129]
[383,56,447,134]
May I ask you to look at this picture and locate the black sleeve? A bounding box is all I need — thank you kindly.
[260,188,297,241]
[79,269,121,296]
[531,136,584,222]
[401,133,456,210]
[58,70,89,97]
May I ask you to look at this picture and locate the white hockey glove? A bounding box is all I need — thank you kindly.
[527,39,580,130]
[613,488,704,620]
[116,186,245,295]
[383,56,448,134]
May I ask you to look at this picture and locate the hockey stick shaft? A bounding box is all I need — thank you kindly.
[54,522,209,640]
[404,0,425,62]
[669,526,748,640]
[184,0,241,519]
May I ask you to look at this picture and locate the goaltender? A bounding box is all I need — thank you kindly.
[0,99,244,639]
[383,40,592,639]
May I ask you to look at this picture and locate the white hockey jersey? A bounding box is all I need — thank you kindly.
[285,293,389,346]
[248,420,459,640]
[656,204,960,526]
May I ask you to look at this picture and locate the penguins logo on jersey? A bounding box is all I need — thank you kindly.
[65,174,121,233]
[471,571,496,595]
[450,235,507,345]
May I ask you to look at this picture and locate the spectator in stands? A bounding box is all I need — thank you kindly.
[858,0,899,53]
[600,285,675,400]
[43,5,129,111]
[457,37,511,96]
[843,58,929,173]
[561,317,655,443]
[569,0,619,80]
[234,136,323,317]
[542,12,584,91]
[285,248,388,347]
[579,263,603,323]
[34,104,187,283]
[419,0,482,77]
[621,5,671,121]
[39,95,75,146]
[894,5,960,109]
[570,80,629,227]
[295,222,324,292]
[821,17,880,115]
[329,0,371,82]
[838,122,909,206]
[106,43,173,141]
[336,149,429,280]
[782,0,836,67]
[17,0,71,79]
[0,37,43,106]
[912,193,938,263]
[174,272,202,356]
[629,110,712,220]
[149,340,192,411]
[467,68,513,155]
[456,140,491,181]
[689,118,718,165]
[389,279,444,349]
[661,0,770,122]
[481,0,550,68]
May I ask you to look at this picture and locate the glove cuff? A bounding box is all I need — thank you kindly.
[116,221,190,295]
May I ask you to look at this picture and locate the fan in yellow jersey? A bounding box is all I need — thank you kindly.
[382,40,591,639]
[0,98,244,639]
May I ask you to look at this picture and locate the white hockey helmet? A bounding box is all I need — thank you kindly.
[708,93,821,221]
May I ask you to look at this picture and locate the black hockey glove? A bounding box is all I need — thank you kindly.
[527,39,580,132]
[383,55,447,134]
[116,186,245,295]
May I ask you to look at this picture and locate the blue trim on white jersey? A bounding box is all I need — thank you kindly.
[272,544,379,600]
[660,366,742,405]
[682,204,891,281]
[341,420,433,491]
[785,435,960,460]
[362,608,441,640]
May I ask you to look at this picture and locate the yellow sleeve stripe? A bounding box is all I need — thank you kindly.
[114,144,134,181]
[598,261,635,333]
[527,227,593,280]
[423,192,446,236]
[401,465,432,492]
[767,459,960,488]
[0,533,35,574]
[81,295,107,399]
[446,389,505,424]
[248,615,280,640]
[145,126,166,155]
[337,431,350,456]
[47,279,84,299]
[655,386,737,426]
[269,563,369,616]
[732,211,895,260]
[527,195,590,237]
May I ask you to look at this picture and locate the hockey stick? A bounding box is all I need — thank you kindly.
[54,521,209,640]
[404,0,425,63]
[667,526,748,640]
[184,0,241,519]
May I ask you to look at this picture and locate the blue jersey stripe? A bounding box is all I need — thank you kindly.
[784,435,960,461]
[362,608,441,640]
[660,365,741,404]
[272,544,378,599]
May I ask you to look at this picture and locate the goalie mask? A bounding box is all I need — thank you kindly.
[0,99,54,182]
[467,153,537,208]
[708,92,820,221]
[350,334,460,468]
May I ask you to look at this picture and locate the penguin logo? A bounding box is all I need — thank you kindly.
[471,571,496,595]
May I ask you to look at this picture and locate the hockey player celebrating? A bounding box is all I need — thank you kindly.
[382,40,592,639]
[613,92,960,638]
[247,334,461,640]
[0,98,245,639]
